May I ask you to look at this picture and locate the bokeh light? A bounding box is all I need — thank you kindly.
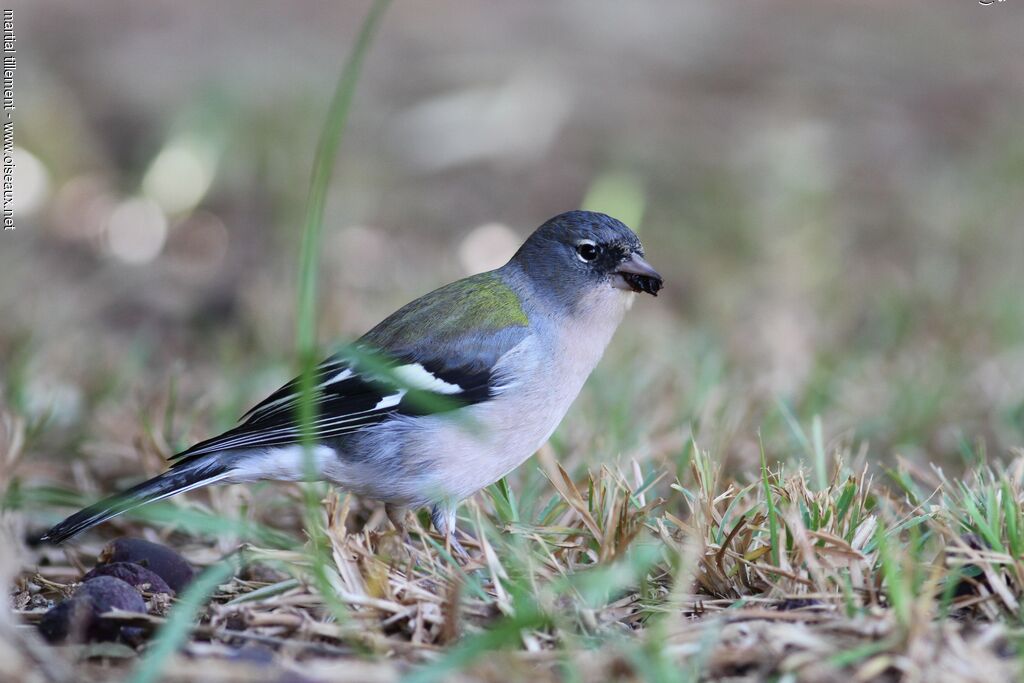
[104,197,169,264]
[457,222,520,274]
[142,135,217,215]
[11,147,49,215]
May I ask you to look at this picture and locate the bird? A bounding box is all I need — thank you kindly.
[40,210,663,555]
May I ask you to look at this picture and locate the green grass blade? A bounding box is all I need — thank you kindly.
[812,414,827,491]
[127,560,236,683]
[961,487,1005,553]
[775,398,812,458]
[875,522,909,628]
[759,434,780,567]
[295,0,392,358]
[289,0,392,624]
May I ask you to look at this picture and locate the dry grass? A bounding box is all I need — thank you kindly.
[5,402,1024,682]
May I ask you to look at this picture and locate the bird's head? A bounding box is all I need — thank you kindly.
[511,211,663,305]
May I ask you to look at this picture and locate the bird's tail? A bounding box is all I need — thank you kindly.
[40,456,232,544]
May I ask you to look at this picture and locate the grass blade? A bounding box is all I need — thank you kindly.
[127,560,236,683]
[759,434,781,567]
[288,0,392,624]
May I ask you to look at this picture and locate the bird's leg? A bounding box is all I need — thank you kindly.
[430,504,469,558]
[385,504,411,544]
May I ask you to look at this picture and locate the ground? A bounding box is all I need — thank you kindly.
[5,401,1024,681]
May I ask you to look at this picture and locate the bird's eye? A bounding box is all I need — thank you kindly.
[576,240,600,262]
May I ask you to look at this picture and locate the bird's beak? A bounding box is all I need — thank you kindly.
[614,252,664,296]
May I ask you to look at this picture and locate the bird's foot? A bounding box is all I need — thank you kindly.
[446,533,470,559]
[385,504,412,545]
[430,504,472,560]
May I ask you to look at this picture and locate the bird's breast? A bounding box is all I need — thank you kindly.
[415,287,634,501]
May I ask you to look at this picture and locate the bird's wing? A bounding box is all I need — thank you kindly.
[172,271,531,460]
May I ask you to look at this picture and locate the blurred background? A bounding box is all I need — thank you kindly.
[3,0,1024,505]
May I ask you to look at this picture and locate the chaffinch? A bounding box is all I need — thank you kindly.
[42,210,662,554]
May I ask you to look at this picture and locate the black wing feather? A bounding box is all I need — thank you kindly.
[171,352,494,461]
